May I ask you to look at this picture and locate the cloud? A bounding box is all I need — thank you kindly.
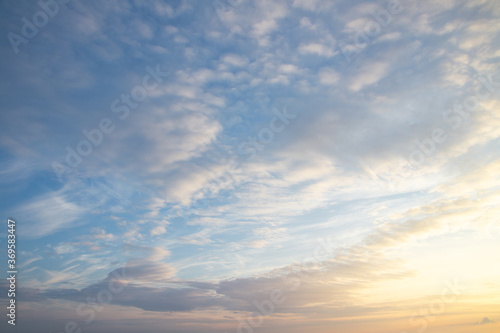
[1,1,500,331]
[221,54,249,67]
[250,0,287,38]
[150,225,167,236]
[122,244,171,261]
[19,255,43,269]
[18,242,410,314]
[92,228,115,240]
[52,243,77,255]
[116,260,177,284]
[245,227,288,248]
[292,0,321,11]
[178,229,214,245]
[298,42,337,57]
[12,192,85,238]
[348,60,390,91]
[478,317,495,325]
[318,67,340,85]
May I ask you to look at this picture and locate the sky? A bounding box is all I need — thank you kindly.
[0,0,499,332]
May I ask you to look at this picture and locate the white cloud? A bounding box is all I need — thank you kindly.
[154,1,174,17]
[151,225,167,236]
[293,0,321,11]
[298,42,337,57]
[318,67,340,85]
[178,230,214,245]
[349,61,390,91]
[91,228,114,240]
[279,64,300,74]
[13,192,85,238]
[222,54,249,67]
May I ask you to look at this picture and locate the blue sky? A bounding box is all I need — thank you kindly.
[1,0,500,332]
